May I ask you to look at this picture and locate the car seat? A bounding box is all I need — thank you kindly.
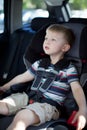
[0,22,87,130]
[24,22,87,130]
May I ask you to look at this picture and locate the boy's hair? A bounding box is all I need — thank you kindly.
[47,24,75,47]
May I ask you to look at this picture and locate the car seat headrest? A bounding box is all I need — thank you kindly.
[31,17,57,31]
[24,24,49,66]
[63,23,87,60]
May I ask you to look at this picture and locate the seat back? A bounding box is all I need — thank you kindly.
[63,23,87,74]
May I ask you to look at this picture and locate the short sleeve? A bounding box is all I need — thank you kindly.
[67,64,79,83]
[28,60,40,76]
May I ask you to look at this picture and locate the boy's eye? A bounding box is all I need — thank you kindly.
[52,38,56,41]
[44,37,56,41]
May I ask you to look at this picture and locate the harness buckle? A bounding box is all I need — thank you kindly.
[29,99,34,104]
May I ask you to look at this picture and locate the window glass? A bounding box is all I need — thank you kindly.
[69,0,87,18]
[0,0,4,33]
[22,0,49,25]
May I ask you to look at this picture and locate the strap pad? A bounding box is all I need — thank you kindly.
[31,69,57,92]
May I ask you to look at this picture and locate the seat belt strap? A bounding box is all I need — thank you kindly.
[31,70,43,90]
[31,70,57,92]
[39,72,56,92]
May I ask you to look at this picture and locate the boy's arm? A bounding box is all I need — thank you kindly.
[70,81,87,130]
[0,70,34,92]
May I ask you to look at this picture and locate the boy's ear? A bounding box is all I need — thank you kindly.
[62,44,70,52]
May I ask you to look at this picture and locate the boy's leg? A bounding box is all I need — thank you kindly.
[0,92,28,115]
[0,101,9,115]
[7,109,40,130]
[7,102,59,130]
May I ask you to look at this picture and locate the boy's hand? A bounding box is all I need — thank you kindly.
[72,110,86,130]
[77,114,86,130]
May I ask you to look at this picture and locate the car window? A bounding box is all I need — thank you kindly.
[22,0,49,25]
[0,0,4,33]
[69,0,87,18]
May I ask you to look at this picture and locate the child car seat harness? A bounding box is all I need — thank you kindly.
[27,58,70,108]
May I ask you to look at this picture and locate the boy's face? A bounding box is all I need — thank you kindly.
[43,30,70,57]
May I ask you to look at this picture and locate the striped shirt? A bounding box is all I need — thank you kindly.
[29,58,79,106]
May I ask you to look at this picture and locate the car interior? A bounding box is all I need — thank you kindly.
[0,0,87,129]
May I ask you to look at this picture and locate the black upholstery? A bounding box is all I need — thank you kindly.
[0,115,66,130]
[69,18,87,25]
[64,23,87,60]
[31,17,57,31]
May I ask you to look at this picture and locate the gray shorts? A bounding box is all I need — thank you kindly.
[2,92,59,125]
[2,92,28,115]
[26,102,59,125]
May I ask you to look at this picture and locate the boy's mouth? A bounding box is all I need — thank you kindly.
[45,46,49,50]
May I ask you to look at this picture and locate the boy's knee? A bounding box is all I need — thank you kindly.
[0,102,9,115]
[14,110,25,120]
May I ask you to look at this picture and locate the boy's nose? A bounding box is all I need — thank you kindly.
[45,39,50,45]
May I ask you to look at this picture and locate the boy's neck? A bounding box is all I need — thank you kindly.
[50,55,64,65]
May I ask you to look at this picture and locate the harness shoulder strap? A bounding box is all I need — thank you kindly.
[31,58,57,92]
[31,58,70,92]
